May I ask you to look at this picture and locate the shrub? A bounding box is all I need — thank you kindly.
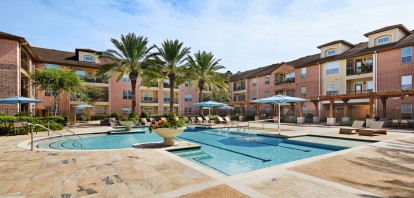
[245,115,255,121]
[232,114,240,121]
[282,116,297,123]
[305,113,314,123]
[207,115,219,120]
[109,112,120,120]
[339,120,353,126]
[0,116,67,135]
[91,114,109,121]
[140,111,150,119]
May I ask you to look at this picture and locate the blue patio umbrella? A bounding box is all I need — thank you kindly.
[252,95,308,131]
[193,100,227,115]
[0,96,43,113]
[219,105,235,116]
[74,104,94,109]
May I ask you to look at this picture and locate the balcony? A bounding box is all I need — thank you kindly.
[233,96,246,101]
[163,83,178,89]
[141,97,158,103]
[346,65,373,76]
[82,74,108,84]
[142,82,158,87]
[233,85,245,91]
[163,98,178,104]
[325,91,339,96]
[274,77,295,85]
[347,89,373,95]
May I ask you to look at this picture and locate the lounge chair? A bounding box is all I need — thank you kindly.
[190,117,196,123]
[391,120,399,127]
[197,117,204,123]
[359,121,387,136]
[339,120,364,134]
[217,117,227,124]
[183,117,191,123]
[140,118,151,126]
[401,120,408,127]
[203,117,210,123]
[224,116,237,124]
[109,118,118,127]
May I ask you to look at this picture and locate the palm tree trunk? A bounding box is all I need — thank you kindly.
[199,88,204,116]
[130,72,138,115]
[169,77,175,114]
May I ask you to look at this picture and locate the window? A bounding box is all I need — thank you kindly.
[402,47,412,63]
[286,90,294,97]
[265,76,270,85]
[76,69,85,78]
[252,92,257,100]
[95,106,106,114]
[285,72,295,79]
[325,61,339,75]
[83,55,95,62]
[123,90,132,99]
[45,89,57,96]
[325,49,336,56]
[367,81,374,93]
[264,91,270,98]
[401,75,412,90]
[122,75,130,82]
[143,107,153,114]
[302,106,307,114]
[401,104,412,119]
[122,108,131,115]
[301,87,307,97]
[184,108,192,115]
[143,92,153,102]
[163,93,170,102]
[376,36,390,45]
[44,64,59,70]
[355,81,363,93]
[164,108,170,114]
[264,107,270,114]
[301,68,306,78]
[184,93,192,102]
[252,79,256,87]
[184,81,190,87]
[326,84,339,95]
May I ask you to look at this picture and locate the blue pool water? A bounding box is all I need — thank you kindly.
[36,128,370,175]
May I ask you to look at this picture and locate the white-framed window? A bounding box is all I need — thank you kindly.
[252,79,257,87]
[376,36,390,45]
[76,69,85,78]
[401,75,412,90]
[401,104,412,119]
[122,75,130,82]
[286,90,294,97]
[83,55,95,62]
[402,47,412,63]
[123,90,132,99]
[265,76,270,85]
[143,107,153,114]
[326,83,339,95]
[301,68,306,78]
[302,106,307,114]
[164,108,171,114]
[325,49,336,56]
[301,87,307,97]
[44,64,59,70]
[264,91,270,98]
[264,107,270,114]
[122,108,131,115]
[367,81,374,93]
[184,93,192,102]
[184,81,190,87]
[45,89,57,96]
[143,92,153,102]
[184,108,192,115]
[163,93,170,102]
[252,92,257,100]
[325,61,339,75]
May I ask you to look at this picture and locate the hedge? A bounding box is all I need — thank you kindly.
[0,116,67,135]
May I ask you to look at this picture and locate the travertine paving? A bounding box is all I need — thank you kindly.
[0,123,413,197]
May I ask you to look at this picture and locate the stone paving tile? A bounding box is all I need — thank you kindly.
[179,184,249,198]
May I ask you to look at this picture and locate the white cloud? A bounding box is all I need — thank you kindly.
[1,0,414,72]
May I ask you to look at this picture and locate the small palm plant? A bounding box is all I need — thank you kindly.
[187,51,228,115]
[96,33,154,114]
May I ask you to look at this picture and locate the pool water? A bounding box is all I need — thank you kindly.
[36,128,371,175]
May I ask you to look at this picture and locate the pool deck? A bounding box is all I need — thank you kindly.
[0,122,413,197]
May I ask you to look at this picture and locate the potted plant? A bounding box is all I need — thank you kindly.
[151,113,185,146]
[118,113,140,131]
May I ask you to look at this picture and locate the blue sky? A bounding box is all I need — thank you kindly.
[1,0,413,72]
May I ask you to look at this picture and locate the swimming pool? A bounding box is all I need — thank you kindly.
[35,128,371,175]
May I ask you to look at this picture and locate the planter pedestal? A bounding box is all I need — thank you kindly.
[153,127,185,146]
[327,118,336,126]
[297,117,305,124]
[119,121,134,131]
[313,117,320,124]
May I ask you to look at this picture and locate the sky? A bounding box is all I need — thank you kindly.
[1,0,413,72]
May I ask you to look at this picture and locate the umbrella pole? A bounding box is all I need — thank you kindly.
[278,103,281,132]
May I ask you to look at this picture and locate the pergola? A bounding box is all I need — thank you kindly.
[309,90,414,119]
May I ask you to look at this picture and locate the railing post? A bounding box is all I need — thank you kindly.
[30,124,33,151]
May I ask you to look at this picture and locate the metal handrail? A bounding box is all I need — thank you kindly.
[30,124,83,151]
[47,120,81,139]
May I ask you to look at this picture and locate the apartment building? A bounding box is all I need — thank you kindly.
[228,24,414,122]
[0,32,203,116]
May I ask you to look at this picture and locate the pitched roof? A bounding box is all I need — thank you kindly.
[363,24,410,37]
[289,54,320,68]
[0,31,39,60]
[229,63,282,81]
[317,40,354,49]
[32,47,111,68]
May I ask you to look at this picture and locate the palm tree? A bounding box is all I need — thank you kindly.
[187,51,228,115]
[146,39,190,114]
[96,33,153,114]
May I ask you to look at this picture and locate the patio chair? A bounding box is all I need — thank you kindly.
[190,117,196,123]
[203,117,210,123]
[149,118,156,124]
[359,121,387,136]
[13,122,24,135]
[140,118,151,126]
[109,118,118,127]
[339,120,365,134]
[224,116,238,124]
[400,120,409,128]
[217,117,227,124]
[391,120,400,127]
[183,117,191,123]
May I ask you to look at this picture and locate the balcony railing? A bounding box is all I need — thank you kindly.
[163,83,178,89]
[325,91,339,96]
[233,86,245,91]
[274,77,295,85]
[82,75,108,84]
[233,96,246,101]
[163,98,178,104]
[70,92,109,102]
[347,89,373,94]
[142,83,158,87]
[141,97,158,103]
[346,64,373,76]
